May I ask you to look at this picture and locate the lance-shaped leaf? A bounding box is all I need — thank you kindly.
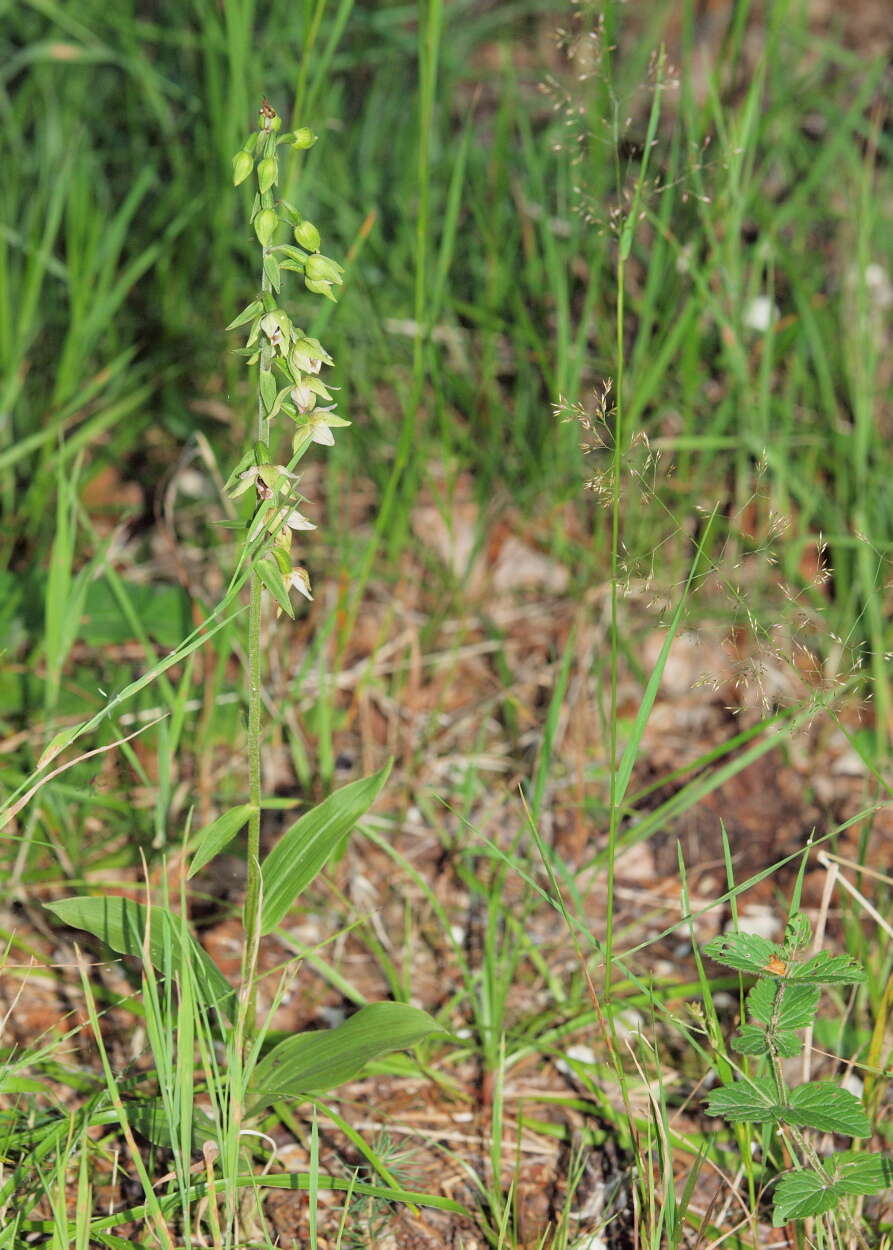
[226,299,264,331]
[256,556,295,619]
[126,1096,217,1150]
[785,1082,871,1137]
[260,762,391,934]
[260,370,277,414]
[248,1001,445,1113]
[45,896,236,1021]
[773,1152,893,1225]
[188,803,256,878]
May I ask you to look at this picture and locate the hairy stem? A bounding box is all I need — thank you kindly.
[240,213,274,1048]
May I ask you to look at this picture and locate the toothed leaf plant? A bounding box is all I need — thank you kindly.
[704,915,893,1228]
[44,100,442,1207]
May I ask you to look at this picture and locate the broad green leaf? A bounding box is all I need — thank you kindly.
[732,1025,772,1057]
[704,933,779,976]
[825,1151,893,1196]
[786,1082,870,1137]
[45,896,236,1021]
[226,299,264,331]
[774,1030,803,1058]
[773,1168,841,1223]
[773,1153,893,1225]
[249,1002,444,1112]
[776,983,820,1030]
[747,978,820,1029]
[705,1078,779,1124]
[126,1096,217,1149]
[188,803,256,878]
[260,762,391,934]
[746,977,779,1024]
[788,951,866,985]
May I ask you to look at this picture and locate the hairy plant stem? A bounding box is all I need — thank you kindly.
[239,254,273,1049]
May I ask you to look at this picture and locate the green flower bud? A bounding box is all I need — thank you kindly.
[232,149,254,186]
[293,220,321,252]
[292,127,317,150]
[257,156,278,195]
[305,276,337,301]
[305,254,343,284]
[254,208,278,248]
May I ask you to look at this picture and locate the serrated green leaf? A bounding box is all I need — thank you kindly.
[732,1024,771,1056]
[248,1002,445,1112]
[188,803,256,878]
[783,913,811,953]
[705,1078,779,1123]
[776,983,820,1029]
[774,1029,803,1058]
[126,1096,217,1149]
[704,932,779,976]
[788,951,866,986]
[773,1153,893,1225]
[772,1168,839,1223]
[225,299,264,331]
[786,1083,871,1136]
[826,1150,893,1195]
[44,896,235,1021]
[259,370,277,414]
[746,977,778,1025]
[260,762,391,934]
[256,557,295,619]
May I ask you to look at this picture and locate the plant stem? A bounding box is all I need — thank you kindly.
[240,250,273,1048]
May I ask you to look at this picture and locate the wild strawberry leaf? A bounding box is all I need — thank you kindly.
[705,1078,779,1123]
[773,1029,803,1058]
[746,977,778,1024]
[786,1082,871,1137]
[773,1153,893,1225]
[703,933,779,976]
[775,983,821,1030]
[786,951,866,985]
[732,1024,772,1057]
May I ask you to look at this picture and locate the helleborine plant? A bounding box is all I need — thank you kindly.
[45,101,442,1157]
[704,916,893,1229]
